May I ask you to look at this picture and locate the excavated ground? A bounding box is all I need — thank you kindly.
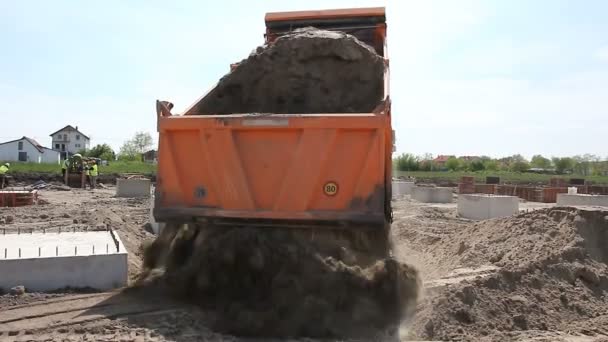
[2,188,608,341]
[139,225,420,339]
[188,28,385,115]
[396,200,608,341]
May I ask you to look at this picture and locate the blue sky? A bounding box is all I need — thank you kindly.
[1,0,607,159]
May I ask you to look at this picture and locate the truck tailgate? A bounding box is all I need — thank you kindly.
[155,112,389,226]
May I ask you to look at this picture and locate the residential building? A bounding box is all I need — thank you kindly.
[433,155,455,168]
[143,150,158,164]
[50,125,91,157]
[0,136,61,164]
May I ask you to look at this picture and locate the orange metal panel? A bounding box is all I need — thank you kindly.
[155,114,389,225]
[265,7,385,23]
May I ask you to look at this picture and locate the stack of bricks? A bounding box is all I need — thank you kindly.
[0,190,38,207]
[542,187,568,203]
[475,184,498,195]
[497,185,543,202]
[588,185,608,195]
[458,176,475,194]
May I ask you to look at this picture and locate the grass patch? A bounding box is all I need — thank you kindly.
[3,161,157,174]
[394,170,608,185]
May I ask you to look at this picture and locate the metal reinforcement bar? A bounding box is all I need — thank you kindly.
[108,229,120,252]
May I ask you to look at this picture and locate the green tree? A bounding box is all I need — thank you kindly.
[87,144,116,161]
[132,132,154,155]
[511,160,530,172]
[530,155,552,169]
[470,160,485,172]
[118,132,154,161]
[419,160,435,171]
[445,157,460,171]
[573,154,601,176]
[552,157,574,174]
[394,153,419,171]
[118,140,140,161]
[458,158,472,171]
[483,159,499,171]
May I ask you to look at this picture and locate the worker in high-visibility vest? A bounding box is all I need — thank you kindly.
[84,161,91,188]
[0,163,9,189]
[89,161,98,189]
[61,158,69,180]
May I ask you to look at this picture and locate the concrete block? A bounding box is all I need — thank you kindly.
[0,231,128,292]
[458,194,519,220]
[149,193,165,235]
[557,194,608,207]
[392,181,415,198]
[116,178,151,197]
[411,186,453,203]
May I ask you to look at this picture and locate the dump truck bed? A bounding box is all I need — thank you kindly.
[155,106,392,227]
[154,7,392,229]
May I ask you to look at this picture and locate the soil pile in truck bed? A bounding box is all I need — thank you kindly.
[139,225,420,339]
[188,28,385,115]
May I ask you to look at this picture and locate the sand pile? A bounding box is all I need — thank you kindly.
[187,28,385,115]
[139,224,420,339]
[412,207,608,341]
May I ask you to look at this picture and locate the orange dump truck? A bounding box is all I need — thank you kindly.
[154,7,393,257]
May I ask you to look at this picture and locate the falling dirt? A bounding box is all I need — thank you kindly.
[139,225,420,339]
[187,28,385,115]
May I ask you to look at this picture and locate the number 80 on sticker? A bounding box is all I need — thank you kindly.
[323,181,339,196]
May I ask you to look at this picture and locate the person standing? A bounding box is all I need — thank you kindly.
[0,163,9,189]
[89,161,98,189]
[84,162,91,189]
[61,158,69,182]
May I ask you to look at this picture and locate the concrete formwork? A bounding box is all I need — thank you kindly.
[0,231,128,292]
[116,178,151,197]
[557,194,608,207]
[411,186,453,203]
[392,181,415,198]
[458,194,519,220]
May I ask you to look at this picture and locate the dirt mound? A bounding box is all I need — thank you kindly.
[412,207,608,341]
[139,224,420,339]
[188,28,384,115]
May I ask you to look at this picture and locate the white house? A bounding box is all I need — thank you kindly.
[0,137,61,164]
[50,125,90,157]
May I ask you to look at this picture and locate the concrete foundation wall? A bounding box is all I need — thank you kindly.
[0,253,128,292]
[0,231,128,292]
[149,194,165,235]
[116,179,151,197]
[411,186,453,203]
[458,194,519,220]
[557,194,608,207]
[392,181,415,198]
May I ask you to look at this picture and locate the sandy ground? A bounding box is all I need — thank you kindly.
[0,188,606,341]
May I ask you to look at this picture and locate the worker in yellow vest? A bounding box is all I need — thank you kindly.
[84,162,90,188]
[0,162,9,189]
[89,161,98,189]
[61,158,69,181]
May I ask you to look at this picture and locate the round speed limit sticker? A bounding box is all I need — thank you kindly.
[323,181,339,196]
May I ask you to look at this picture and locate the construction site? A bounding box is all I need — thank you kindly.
[0,5,607,342]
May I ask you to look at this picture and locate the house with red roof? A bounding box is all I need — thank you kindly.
[433,155,455,168]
